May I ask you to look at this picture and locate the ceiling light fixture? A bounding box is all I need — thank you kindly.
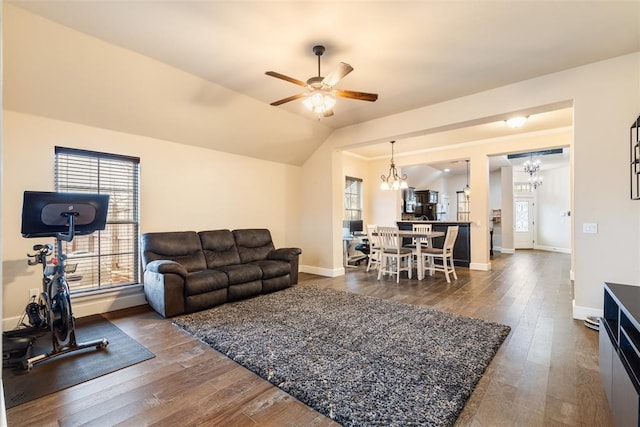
[380,141,408,191]
[528,174,543,189]
[524,154,543,189]
[523,157,540,175]
[302,87,336,116]
[506,116,528,128]
[463,159,471,198]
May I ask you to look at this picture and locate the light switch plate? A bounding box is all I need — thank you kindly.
[583,223,598,234]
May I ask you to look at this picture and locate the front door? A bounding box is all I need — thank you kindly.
[514,196,534,249]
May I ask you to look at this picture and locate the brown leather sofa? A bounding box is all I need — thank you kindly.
[141,229,302,317]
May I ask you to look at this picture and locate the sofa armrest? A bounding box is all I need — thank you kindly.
[146,260,188,278]
[267,247,302,262]
[268,247,302,285]
[143,269,186,318]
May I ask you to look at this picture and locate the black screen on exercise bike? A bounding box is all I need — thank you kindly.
[21,191,110,238]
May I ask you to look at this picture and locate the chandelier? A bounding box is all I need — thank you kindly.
[528,174,543,189]
[524,155,542,189]
[380,141,408,190]
[523,157,540,174]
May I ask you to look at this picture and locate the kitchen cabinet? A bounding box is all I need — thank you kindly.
[403,187,416,213]
[414,190,438,219]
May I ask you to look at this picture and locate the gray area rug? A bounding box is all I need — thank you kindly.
[3,314,155,409]
[173,285,511,426]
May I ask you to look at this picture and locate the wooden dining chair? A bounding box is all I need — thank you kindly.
[365,224,381,272]
[422,225,459,283]
[376,226,412,283]
[404,223,432,275]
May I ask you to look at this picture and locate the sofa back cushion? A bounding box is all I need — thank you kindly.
[233,229,276,263]
[141,231,206,273]
[199,230,242,268]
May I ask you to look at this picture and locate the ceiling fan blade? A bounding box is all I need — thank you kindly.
[270,93,306,106]
[265,71,307,87]
[322,62,354,87]
[335,89,378,102]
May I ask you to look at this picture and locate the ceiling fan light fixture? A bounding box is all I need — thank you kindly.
[302,90,336,114]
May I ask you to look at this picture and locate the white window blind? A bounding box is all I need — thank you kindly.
[55,146,140,292]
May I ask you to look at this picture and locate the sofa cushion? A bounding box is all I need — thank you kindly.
[142,231,206,273]
[216,264,262,285]
[249,259,291,279]
[228,280,262,301]
[184,269,229,296]
[199,230,242,268]
[185,289,227,314]
[233,229,276,263]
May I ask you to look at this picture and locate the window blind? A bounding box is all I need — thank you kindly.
[55,146,140,292]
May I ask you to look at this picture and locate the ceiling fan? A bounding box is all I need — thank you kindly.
[265,45,378,117]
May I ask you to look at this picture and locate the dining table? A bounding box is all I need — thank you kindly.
[373,229,445,280]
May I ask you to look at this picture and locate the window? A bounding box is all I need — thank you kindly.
[344,176,362,220]
[515,200,530,232]
[55,146,140,292]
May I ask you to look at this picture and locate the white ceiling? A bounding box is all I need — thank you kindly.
[7,1,640,164]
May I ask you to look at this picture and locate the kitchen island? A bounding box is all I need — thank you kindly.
[397,221,471,267]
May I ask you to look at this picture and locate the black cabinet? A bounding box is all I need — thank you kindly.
[414,190,438,219]
[397,221,470,268]
[600,282,640,427]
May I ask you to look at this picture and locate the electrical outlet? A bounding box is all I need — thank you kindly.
[29,288,40,301]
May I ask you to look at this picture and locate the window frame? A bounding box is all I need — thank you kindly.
[344,176,363,221]
[54,146,140,293]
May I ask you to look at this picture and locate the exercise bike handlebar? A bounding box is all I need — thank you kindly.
[27,244,54,266]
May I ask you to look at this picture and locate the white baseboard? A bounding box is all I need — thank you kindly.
[572,300,602,320]
[300,264,343,277]
[2,285,148,330]
[501,248,515,254]
[534,245,571,254]
[469,262,491,271]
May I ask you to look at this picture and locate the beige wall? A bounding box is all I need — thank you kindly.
[302,53,639,318]
[1,111,302,324]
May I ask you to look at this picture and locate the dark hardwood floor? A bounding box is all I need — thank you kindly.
[6,250,613,426]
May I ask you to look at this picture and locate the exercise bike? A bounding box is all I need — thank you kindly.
[12,191,111,371]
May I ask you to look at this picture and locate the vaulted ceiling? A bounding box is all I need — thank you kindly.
[5,1,639,165]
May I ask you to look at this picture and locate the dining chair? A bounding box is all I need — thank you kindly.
[365,224,381,272]
[422,225,459,283]
[404,223,432,275]
[376,226,412,283]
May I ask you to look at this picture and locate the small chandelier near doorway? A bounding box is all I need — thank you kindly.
[524,154,543,189]
[463,159,471,198]
[380,141,408,191]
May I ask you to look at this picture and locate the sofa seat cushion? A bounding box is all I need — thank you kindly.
[217,264,262,285]
[249,259,291,279]
[184,269,228,296]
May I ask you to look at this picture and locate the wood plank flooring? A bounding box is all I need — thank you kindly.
[6,250,613,426]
